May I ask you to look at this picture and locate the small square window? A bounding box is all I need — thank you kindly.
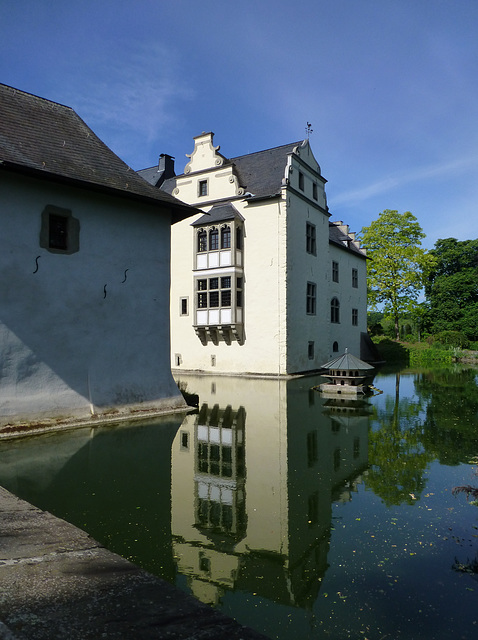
[198,279,207,291]
[198,180,208,197]
[209,291,219,307]
[221,276,231,289]
[40,205,79,254]
[209,277,219,290]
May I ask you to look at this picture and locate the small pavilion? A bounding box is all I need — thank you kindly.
[318,349,375,396]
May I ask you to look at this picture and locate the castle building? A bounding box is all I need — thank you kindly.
[0,83,197,427]
[139,132,367,376]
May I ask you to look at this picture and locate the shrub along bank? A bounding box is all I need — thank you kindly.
[372,335,478,366]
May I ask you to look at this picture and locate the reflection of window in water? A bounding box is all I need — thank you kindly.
[308,491,319,526]
[194,404,246,539]
[331,418,340,432]
[180,431,189,451]
[353,436,360,459]
[307,431,318,467]
[308,388,315,406]
[334,447,341,471]
[199,552,211,574]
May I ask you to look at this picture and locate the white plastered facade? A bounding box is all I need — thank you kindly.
[0,172,186,426]
[168,133,367,376]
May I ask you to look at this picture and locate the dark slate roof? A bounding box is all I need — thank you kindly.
[137,154,175,188]
[159,141,303,198]
[329,222,366,258]
[230,141,302,197]
[0,84,197,223]
[191,202,244,227]
[137,165,162,186]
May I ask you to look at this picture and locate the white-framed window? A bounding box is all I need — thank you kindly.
[332,261,339,283]
[193,220,245,338]
[209,228,219,250]
[221,225,231,249]
[306,282,316,315]
[306,222,316,255]
[180,297,189,316]
[196,276,232,310]
[197,229,207,252]
[198,179,208,197]
[236,276,243,308]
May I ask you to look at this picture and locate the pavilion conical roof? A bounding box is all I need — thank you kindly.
[321,349,375,371]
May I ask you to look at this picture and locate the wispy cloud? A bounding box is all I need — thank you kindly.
[332,154,478,207]
[64,41,194,151]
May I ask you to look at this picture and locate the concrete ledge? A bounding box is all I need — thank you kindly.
[0,409,191,441]
[0,486,269,639]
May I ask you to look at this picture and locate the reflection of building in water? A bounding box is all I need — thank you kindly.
[172,375,370,610]
[195,403,246,541]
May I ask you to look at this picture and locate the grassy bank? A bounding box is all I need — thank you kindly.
[373,337,478,366]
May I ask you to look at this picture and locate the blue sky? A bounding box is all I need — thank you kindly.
[2,0,477,247]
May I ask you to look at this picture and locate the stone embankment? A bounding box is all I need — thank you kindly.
[0,486,269,640]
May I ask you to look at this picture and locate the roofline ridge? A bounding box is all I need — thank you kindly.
[230,140,304,162]
[0,83,73,112]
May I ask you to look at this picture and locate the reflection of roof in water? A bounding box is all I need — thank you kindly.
[321,350,375,371]
[322,399,373,416]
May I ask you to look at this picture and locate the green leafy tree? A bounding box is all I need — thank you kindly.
[425,238,478,340]
[359,210,435,340]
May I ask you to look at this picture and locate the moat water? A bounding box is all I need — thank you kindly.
[0,367,477,639]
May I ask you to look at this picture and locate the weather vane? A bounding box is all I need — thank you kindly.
[305,122,313,139]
